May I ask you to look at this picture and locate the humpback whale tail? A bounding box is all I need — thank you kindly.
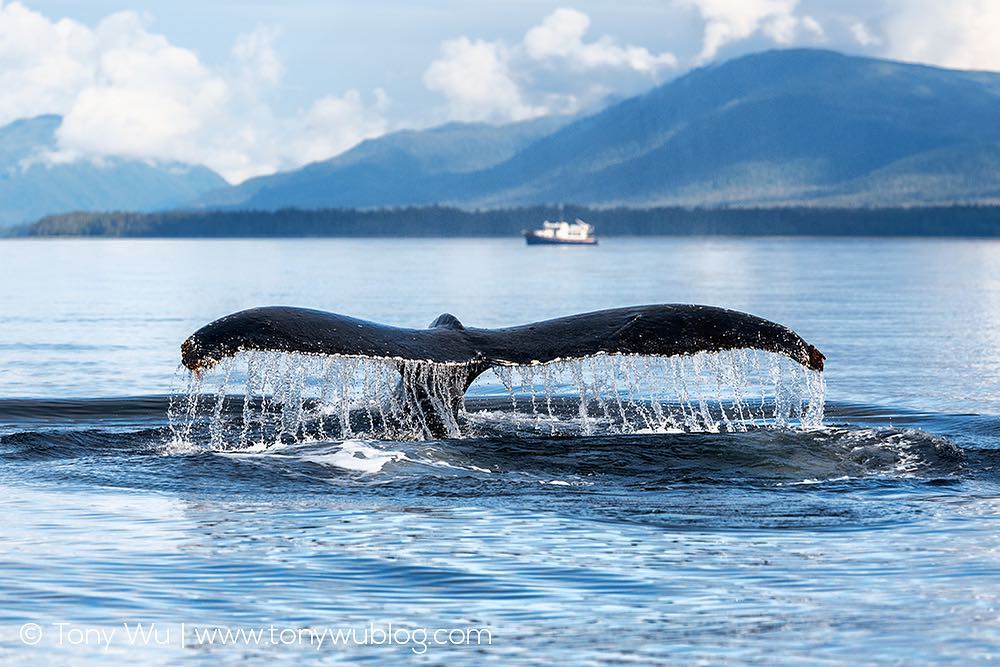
[180,304,824,437]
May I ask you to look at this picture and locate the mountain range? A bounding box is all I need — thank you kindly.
[0,115,224,227]
[4,48,1000,228]
[199,48,1000,211]
[198,114,571,209]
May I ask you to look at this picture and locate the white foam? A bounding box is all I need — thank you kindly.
[298,440,406,473]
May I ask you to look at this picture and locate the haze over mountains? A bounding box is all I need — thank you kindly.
[199,115,572,209]
[209,49,1000,210]
[4,48,1000,228]
[0,116,225,227]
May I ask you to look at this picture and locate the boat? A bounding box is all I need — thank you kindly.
[523,218,598,245]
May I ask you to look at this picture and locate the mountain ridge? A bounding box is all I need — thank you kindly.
[210,48,1000,210]
[0,115,226,227]
[6,48,1000,227]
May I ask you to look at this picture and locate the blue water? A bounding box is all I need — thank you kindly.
[0,238,998,664]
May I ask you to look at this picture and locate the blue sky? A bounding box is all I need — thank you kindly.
[4,1,999,182]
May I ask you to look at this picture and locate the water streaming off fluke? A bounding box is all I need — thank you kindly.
[168,349,825,448]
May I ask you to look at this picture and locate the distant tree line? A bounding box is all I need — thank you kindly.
[11,204,1000,237]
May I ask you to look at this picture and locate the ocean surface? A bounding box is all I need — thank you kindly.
[0,237,998,664]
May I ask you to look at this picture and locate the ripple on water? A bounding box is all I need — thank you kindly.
[0,394,997,663]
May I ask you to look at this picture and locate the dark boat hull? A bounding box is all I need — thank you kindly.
[523,231,597,245]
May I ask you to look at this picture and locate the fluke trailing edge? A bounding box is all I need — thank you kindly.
[181,305,824,437]
[182,304,824,373]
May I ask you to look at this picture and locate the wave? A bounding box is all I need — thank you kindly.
[337,426,968,483]
[1,399,994,485]
[0,395,174,422]
[1,397,996,487]
[0,395,974,424]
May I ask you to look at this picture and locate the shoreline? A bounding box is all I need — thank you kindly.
[8,204,1000,238]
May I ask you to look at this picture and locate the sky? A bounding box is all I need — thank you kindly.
[3,0,999,183]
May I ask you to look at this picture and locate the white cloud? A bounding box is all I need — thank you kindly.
[290,89,390,165]
[0,2,388,182]
[679,0,824,64]
[57,12,229,161]
[799,15,825,40]
[424,37,546,122]
[231,26,284,88]
[423,7,677,123]
[0,1,95,125]
[524,8,677,72]
[849,21,878,47]
[880,0,1000,72]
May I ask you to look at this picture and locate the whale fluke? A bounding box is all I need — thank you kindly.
[181,304,823,373]
[180,305,823,437]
